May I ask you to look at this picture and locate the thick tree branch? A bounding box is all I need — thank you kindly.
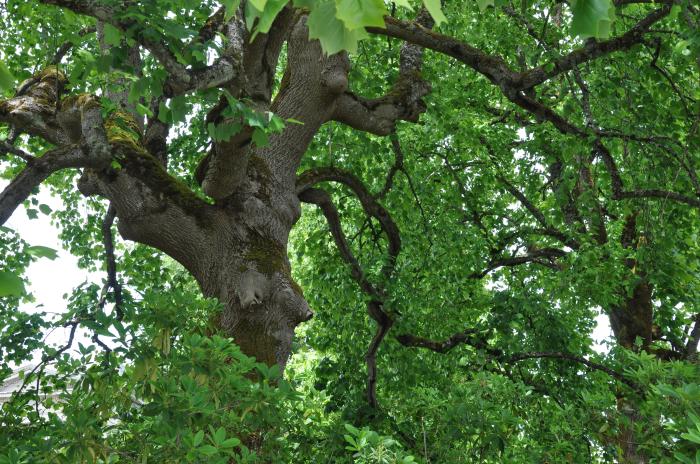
[369,6,669,92]
[0,145,103,225]
[334,9,433,135]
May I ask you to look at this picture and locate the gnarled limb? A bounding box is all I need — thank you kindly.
[333,9,433,136]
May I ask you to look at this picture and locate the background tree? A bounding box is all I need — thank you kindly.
[0,0,699,463]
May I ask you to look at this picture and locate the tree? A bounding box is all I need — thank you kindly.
[0,0,699,462]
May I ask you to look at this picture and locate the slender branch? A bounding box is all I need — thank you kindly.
[298,167,404,409]
[470,247,567,279]
[377,133,405,199]
[396,329,496,354]
[3,320,79,408]
[366,300,393,408]
[0,141,35,163]
[397,330,641,391]
[39,0,242,96]
[50,25,96,65]
[595,141,700,208]
[100,204,123,320]
[503,352,639,392]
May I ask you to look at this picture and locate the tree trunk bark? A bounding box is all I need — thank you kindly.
[606,213,652,463]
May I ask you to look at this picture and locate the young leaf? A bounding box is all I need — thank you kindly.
[27,246,58,260]
[103,23,122,46]
[0,271,25,297]
[307,0,368,54]
[223,0,242,21]
[570,0,614,39]
[0,62,15,93]
[336,0,387,30]
[423,0,447,26]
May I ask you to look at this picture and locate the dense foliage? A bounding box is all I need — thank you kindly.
[1,0,699,463]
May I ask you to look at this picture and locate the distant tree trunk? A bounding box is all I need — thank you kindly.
[607,213,652,464]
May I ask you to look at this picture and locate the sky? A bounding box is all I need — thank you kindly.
[2,184,98,358]
[1,184,615,362]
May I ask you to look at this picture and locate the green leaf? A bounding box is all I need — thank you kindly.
[103,23,122,46]
[170,96,188,123]
[136,103,154,118]
[476,0,495,11]
[252,128,269,147]
[0,271,25,297]
[198,445,218,456]
[393,0,413,10]
[253,0,289,36]
[157,101,172,124]
[249,0,267,10]
[220,437,240,448]
[423,0,447,26]
[0,62,15,93]
[38,204,52,215]
[570,0,614,39]
[27,246,58,260]
[193,430,204,447]
[307,0,368,54]
[223,0,242,21]
[336,0,387,30]
[211,427,225,445]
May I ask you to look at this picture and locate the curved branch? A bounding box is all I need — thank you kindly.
[297,166,401,278]
[0,145,104,226]
[470,247,567,279]
[298,171,402,409]
[397,330,641,392]
[298,187,381,299]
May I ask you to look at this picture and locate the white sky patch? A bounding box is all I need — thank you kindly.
[1,182,97,359]
[592,312,613,354]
